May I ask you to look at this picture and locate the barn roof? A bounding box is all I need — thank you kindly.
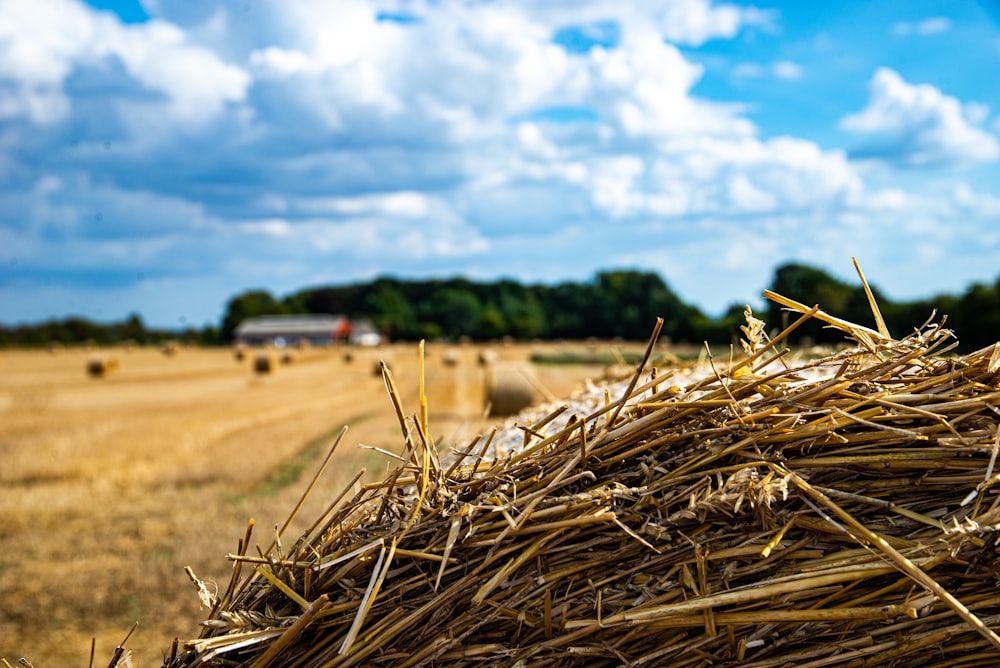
[235,314,345,337]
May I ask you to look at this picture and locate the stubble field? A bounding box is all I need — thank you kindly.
[0,341,615,666]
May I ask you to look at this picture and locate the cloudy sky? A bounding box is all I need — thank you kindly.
[2,0,1000,329]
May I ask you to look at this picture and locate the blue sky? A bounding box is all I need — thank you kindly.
[2,0,999,329]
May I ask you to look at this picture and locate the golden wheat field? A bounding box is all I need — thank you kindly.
[0,341,614,666]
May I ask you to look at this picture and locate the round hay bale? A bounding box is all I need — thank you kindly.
[477,349,498,367]
[233,346,246,362]
[343,350,354,363]
[161,341,179,357]
[484,364,536,416]
[253,353,274,375]
[442,350,460,367]
[86,356,119,378]
[603,363,634,380]
[280,352,294,365]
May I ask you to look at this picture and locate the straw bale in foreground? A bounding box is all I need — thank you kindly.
[163,295,1000,667]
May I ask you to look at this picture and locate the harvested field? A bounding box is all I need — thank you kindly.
[11,290,1000,666]
[0,341,609,665]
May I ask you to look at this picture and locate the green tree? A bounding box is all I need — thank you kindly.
[476,306,508,340]
[593,270,700,341]
[496,280,545,339]
[367,283,417,340]
[220,290,288,342]
[954,280,1000,351]
[540,282,600,339]
[422,288,482,339]
[118,312,148,344]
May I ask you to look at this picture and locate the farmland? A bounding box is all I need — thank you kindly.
[0,341,614,665]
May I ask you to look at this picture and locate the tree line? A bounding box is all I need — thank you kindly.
[219,270,715,345]
[0,312,212,348]
[3,263,999,352]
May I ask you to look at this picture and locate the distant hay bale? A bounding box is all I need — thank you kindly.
[484,363,536,416]
[253,353,274,375]
[602,363,633,380]
[343,350,354,363]
[233,346,246,362]
[161,341,179,357]
[477,349,498,367]
[442,350,460,367]
[280,352,294,365]
[86,356,119,378]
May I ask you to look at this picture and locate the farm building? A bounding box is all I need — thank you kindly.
[234,315,383,347]
[348,318,382,346]
[234,315,347,347]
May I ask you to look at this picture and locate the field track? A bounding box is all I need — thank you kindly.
[0,342,610,665]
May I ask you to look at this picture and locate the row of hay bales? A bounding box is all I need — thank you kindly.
[82,341,540,420]
[83,342,182,378]
[81,343,284,380]
[237,345,356,368]
[236,342,537,417]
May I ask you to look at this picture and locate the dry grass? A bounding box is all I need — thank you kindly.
[0,342,604,665]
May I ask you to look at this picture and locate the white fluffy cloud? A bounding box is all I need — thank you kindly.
[772,61,803,80]
[732,60,802,81]
[840,67,1000,167]
[649,0,776,46]
[575,134,860,220]
[1,0,998,327]
[891,17,952,36]
[480,0,776,47]
[0,0,249,125]
[242,0,774,133]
